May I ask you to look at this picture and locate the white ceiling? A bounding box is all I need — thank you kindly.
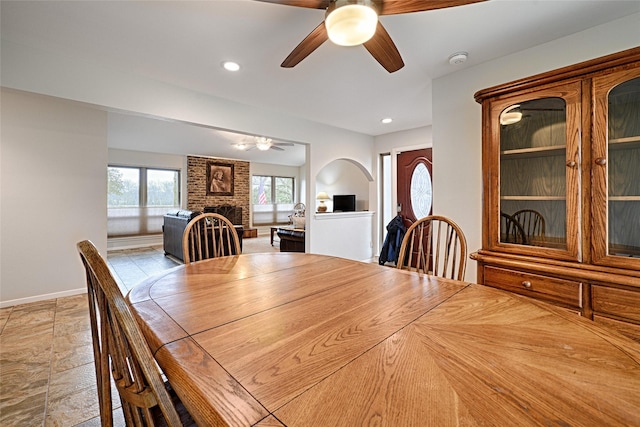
[2,0,639,166]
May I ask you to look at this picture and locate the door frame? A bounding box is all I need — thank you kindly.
[379,143,431,251]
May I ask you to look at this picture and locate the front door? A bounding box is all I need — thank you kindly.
[397,148,433,227]
[397,148,433,269]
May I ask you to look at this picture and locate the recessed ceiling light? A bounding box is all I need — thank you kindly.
[381,118,393,124]
[222,61,240,72]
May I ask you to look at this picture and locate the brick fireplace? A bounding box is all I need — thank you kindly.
[187,156,250,228]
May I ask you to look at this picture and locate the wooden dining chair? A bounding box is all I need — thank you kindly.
[182,212,241,263]
[77,240,195,426]
[396,215,468,281]
[501,211,527,244]
[513,209,546,245]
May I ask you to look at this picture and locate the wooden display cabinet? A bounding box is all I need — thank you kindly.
[472,47,640,342]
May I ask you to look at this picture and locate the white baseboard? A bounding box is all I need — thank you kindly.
[108,235,163,250]
[1,288,86,308]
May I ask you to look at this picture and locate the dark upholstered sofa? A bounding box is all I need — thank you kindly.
[163,209,243,261]
[277,228,305,252]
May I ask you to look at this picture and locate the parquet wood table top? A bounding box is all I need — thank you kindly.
[127,253,640,426]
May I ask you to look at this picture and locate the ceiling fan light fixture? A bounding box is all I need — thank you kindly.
[325,0,378,47]
[255,136,273,151]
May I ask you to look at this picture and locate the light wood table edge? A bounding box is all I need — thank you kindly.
[156,337,269,426]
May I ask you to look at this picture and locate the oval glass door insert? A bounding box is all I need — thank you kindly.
[410,162,432,219]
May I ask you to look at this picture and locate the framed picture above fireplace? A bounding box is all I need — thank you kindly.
[206,161,234,196]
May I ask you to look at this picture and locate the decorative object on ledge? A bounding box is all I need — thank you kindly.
[316,192,330,212]
[206,161,234,196]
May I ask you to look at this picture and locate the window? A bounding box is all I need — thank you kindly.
[252,175,295,225]
[410,162,432,219]
[108,166,180,237]
[380,152,392,246]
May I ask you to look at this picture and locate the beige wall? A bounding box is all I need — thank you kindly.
[1,89,108,306]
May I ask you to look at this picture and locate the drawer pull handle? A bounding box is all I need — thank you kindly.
[522,281,532,289]
[595,157,607,166]
[566,160,576,168]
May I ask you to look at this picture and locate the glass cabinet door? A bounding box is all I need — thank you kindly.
[592,68,640,269]
[489,82,582,261]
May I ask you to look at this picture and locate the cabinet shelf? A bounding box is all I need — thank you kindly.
[609,196,640,201]
[501,196,565,201]
[609,135,640,149]
[500,145,565,159]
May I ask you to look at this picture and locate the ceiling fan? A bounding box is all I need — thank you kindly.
[233,136,295,151]
[255,0,486,73]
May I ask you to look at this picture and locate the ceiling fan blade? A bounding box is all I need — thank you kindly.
[363,22,404,73]
[270,146,285,151]
[274,142,295,147]
[256,0,330,9]
[281,21,328,68]
[253,0,329,9]
[378,0,486,15]
[254,0,486,14]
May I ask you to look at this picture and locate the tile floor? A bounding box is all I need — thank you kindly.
[0,232,279,426]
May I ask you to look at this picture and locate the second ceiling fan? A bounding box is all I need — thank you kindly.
[255,0,486,73]
[235,136,294,151]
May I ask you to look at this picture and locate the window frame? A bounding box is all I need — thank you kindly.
[107,165,181,237]
[252,175,296,225]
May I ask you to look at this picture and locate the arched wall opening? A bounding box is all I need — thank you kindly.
[314,158,373,213]
[311,158,375,262]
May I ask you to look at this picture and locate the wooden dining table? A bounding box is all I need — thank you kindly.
[127,252,640,426]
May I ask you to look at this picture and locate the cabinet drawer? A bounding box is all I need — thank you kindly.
[592,285,640,323]
[484,266,583,308]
